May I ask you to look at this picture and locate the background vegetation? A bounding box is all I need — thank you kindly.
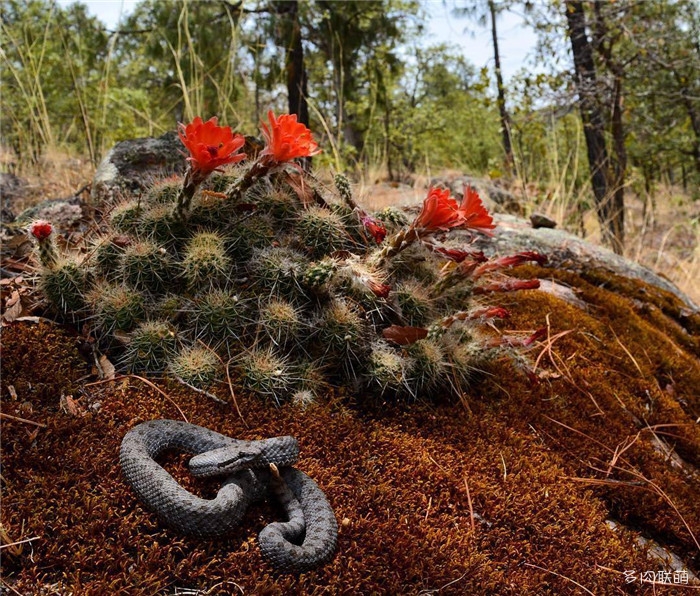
[1,0,699,295]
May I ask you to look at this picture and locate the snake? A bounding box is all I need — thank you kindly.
[119,419,338,573]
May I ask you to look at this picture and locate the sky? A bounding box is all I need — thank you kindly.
[56,0,539,82]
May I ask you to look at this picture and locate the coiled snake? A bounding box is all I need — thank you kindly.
[119,419,338,573]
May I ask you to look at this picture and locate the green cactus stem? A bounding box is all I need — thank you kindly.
[169,345,220,389]
[123,320,177,373]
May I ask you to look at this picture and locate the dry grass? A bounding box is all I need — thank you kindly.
[1,147,95,213]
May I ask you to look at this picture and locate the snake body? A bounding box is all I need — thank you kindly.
[119,419,337,573]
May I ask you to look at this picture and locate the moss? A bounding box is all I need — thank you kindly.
[2,250,700,596]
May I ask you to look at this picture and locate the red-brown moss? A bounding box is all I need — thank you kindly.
[1,266,699,594]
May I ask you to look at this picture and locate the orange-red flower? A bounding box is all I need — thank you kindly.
[412,187,463,232]
[457,185,495,234]
[412,186,495,236]
[260,110,321,163]
[178,116,246,177]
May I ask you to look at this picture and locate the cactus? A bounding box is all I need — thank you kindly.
[35,113,546,405]
[138,203,186,246]
[169,345,220,389]
[248,246,308,299]
[367,341,413,397]
[90,282,145,334]
[249,181,298,220]
[180,232,231,290]
[40,257,88,315]
[123,320,177,373]
[375,205,410,229]
[226,215,276,261]
[189,288,249,348]
[407,339,447,393]
[296,206,347,257]
[316,298,368,377]
[110,200,143,234]
[237,348,295,405]
[94,235,129,278]
[145,177,182,206]
[258,298,304,348]
[121,240,172,293]
[396,279,435,326]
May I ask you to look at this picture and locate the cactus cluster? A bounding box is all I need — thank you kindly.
[30,113,547,404]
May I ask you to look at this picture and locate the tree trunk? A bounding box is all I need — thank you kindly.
[564,0,624,254]
[489,0,514,176]
[275,0,311,170]
[608,73,626,250]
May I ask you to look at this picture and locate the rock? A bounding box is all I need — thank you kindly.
[529,212,557,229]
[472,214,699,311]
[91,131,186,204]
[14,198,84,231]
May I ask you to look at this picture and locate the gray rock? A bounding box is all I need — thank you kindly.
[471,214,698,311]
[91,131,186,204]
[15,198,84,230]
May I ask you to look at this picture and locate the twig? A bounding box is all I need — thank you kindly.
[464,477,476,534]
[0,579,25,596]
[0,412,47,428]
[85,375,188,422]
[0,536,41,551]
[610,327,644,376]
[225,358,248,429]
[417,572,469,595]
[172,375,227,405]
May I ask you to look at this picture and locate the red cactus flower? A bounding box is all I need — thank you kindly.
[458,185,495,234]
[412,186,495,236]
[360,213,387,244]
[412,187,463,233]
[30,220,52,240]
[260,110,321,163]
[178,116,246,177]
[432,246,487,263]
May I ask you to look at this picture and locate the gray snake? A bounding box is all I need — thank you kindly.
[119,419,338,573]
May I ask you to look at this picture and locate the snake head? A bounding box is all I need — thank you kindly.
[215,450,262,471]
[189,447,263,477]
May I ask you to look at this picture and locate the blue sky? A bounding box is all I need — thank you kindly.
[56,0,539,82]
